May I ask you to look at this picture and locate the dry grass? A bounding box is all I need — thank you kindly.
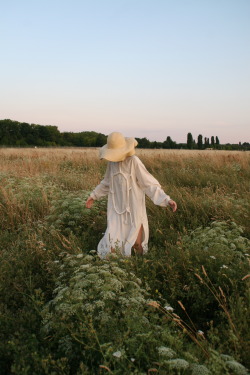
[1,147,249,174]
[1,147,249,200]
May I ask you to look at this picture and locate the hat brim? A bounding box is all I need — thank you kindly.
[99,137,138,162]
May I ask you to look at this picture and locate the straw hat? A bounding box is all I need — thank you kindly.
[99,132,138,162]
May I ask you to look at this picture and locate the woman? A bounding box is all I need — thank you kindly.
[86,132,177,257]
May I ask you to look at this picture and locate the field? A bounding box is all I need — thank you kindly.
[0,148,249,375]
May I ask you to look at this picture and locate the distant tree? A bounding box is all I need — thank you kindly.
[61,132,75,146]
[20,122,31,144]
[197,134,203,149]
[136,137,151,148]
[0,119,19,145]
[163,136,176,149]
[211,136,215,147]
[150,141,160,148]
[242,142,250,151]
[187,133,193,149]
[216,136,220,145]
[96,133,107,147]
[38,125,60,145]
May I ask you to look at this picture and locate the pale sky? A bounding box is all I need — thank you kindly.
[1,0,249,143]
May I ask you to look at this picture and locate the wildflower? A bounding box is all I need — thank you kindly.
[226,360,249,375]
[166,358,189,370]
[79,264,90,269]
[197,330,204,336]
[191,364,210,375]
[220,265,228,269]
[164,305,174,312]
[76,253,83,258]
[113,350,122,358]
[158,346,176,358]
[130,358,135,362]
[209,256,216,259]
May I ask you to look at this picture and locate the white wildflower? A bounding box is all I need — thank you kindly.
[113,350,122,358]
[220,354,234,361]
[221,265,228,269]
[79,264,90,269]
[166,358,189,370]
[210,256,216,259]
[191,364,210,375]
[164,305,174,312]
[84,255,94,262]
[197,330,204,336]
[226,360,249,375]
[158,346,176,358]
[130,358,135,362]
[76,253,83,258]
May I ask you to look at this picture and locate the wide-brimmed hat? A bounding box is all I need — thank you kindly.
[99,132,138,162]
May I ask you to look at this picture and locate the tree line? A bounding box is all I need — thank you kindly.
[0,119,106,147]
[0,119,249,150]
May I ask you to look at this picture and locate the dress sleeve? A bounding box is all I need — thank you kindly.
[90,163,110,200]
[134,156,171,207]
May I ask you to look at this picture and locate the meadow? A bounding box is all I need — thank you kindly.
[0,148,249,375]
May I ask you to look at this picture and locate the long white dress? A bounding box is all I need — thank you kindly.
[90,155,171,257]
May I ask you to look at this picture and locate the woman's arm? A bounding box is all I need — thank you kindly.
[134,156,177,211]
[85,163,110,208]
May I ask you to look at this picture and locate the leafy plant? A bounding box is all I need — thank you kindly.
[41,253,205,374]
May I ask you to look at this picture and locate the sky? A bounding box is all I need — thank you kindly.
[0,0,249,144]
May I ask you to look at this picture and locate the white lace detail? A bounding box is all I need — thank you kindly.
[110,163,133,224]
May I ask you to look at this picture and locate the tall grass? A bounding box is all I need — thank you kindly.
[0,148,249,374]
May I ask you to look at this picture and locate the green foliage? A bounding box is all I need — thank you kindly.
[0,150,249,374]
[38,253,215,374]
[46,190,107,250]
[131,221,250,369]
[0,119,107,147]
[180,221,249,277]
[142,220,249,313]
[187,132,194,149]
[197,134,203,150]
[46,191,105,234]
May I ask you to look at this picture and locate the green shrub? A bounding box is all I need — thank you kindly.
[133,221,250,367]
[41,253,205,374]
[45,190,107,250]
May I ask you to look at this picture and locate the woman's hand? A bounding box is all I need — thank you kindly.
[86,196,94,209]
[168,199,177,212]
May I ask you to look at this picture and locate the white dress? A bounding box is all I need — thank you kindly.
[90,155,171,257]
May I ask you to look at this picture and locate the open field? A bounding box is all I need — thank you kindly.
[0,148,249,375]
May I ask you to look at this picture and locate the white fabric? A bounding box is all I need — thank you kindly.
[90,155,171,257]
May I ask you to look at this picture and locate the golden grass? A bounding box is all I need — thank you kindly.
[0,147,249,194]
[0,147,249,171]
